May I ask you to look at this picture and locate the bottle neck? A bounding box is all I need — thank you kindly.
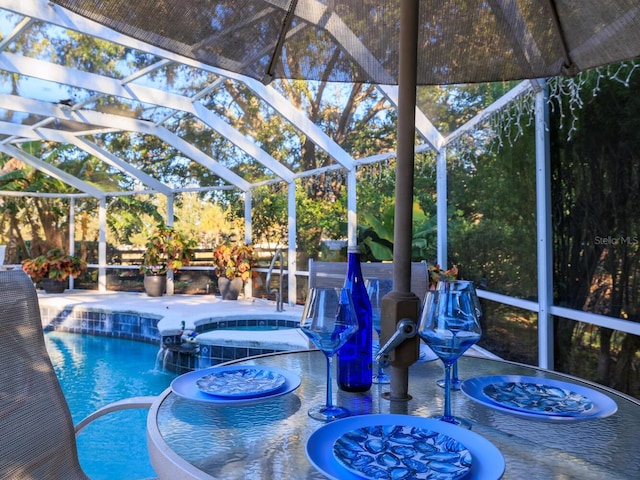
[346,251,363,279]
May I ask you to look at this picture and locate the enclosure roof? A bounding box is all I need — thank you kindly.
[3,1,637,197]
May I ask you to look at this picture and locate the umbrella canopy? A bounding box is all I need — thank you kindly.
[50,0,640,86]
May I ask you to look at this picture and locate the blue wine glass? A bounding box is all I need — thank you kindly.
[366,278,393,384]
[418,282,482,428]
[300,287,359,421]
[434,281,483,390]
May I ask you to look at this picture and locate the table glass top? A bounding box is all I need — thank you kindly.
[151,351,640,480]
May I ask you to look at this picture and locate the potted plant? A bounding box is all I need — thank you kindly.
[21,247,87,293]
[140,224,196,297]
[212,243,257,300]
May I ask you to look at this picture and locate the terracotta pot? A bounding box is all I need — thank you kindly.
[40,278,66,294]
[217,276,243,300]
[144,274,167,297]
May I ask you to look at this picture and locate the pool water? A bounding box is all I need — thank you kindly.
[45,331,177,480]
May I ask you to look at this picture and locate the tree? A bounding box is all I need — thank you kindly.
[550,70,640,394]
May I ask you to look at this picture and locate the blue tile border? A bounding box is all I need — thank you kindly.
[40,305,162,344]
[194,317,298,333]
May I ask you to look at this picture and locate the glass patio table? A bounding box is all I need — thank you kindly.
[147,350,640,479]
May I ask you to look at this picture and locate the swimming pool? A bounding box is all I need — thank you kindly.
[45,331,176,480]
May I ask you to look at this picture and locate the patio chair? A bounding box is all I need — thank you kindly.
[308,259,429,301]
[0,269,155,479]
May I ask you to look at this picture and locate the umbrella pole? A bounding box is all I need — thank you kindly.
[381,0,421,401]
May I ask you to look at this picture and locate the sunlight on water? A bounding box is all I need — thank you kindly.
[45,332,176,480]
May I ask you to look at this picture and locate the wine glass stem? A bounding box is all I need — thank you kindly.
[443,362,452,420]
[325,354,334,408]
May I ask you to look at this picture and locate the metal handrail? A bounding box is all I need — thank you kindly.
[266,248,285,311]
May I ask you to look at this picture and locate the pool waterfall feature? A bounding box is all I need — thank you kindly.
[160,316,303,373]
[38,292,309,375]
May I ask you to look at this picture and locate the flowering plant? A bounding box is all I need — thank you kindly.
[428,264,458,289]
[212,244,257,282]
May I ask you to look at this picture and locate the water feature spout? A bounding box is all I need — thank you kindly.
[154,347,174,372]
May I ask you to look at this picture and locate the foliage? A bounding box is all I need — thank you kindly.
[212,243,257,282]
[140,224,196,275]
[416,82,519,135]
[21,248,86,282]
[171,192,230,247]
[446,134,537,292]
[0,144,76,258]
[293,181,346,260]
[549,70,640,393]
[250,184,289,249]
[357,201,437,263]
[106,196,165,245]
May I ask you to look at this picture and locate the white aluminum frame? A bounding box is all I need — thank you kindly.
[0,0,636,370]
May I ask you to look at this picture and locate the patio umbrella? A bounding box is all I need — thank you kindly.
[48,1,640,86]
[50,0,640,397]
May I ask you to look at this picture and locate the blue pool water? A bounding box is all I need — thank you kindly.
[44,331,176,480]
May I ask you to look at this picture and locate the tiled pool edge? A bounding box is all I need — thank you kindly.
[41,304,162,344]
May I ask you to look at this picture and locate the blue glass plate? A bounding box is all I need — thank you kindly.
[196,367,286,398]
[307,414,504,480]
[461,375,618,422]
[334,424,472,479]
[171,366,300,405]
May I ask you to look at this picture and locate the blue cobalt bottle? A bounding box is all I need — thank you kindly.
[337,246,373,392]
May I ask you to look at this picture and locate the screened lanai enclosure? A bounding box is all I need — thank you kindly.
[1,0,639,398]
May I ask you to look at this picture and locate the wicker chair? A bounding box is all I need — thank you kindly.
[0,270,155,479]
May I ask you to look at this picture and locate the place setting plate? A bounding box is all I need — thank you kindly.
[196,367,286,398]
[460,375,618,422]
[306,414,505,480]
[171,365,301,405]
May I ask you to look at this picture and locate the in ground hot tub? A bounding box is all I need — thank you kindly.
[193,316,309,368]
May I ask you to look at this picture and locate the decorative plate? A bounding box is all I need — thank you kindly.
[461,375,618,422]
[306,414,505,480]
[171,365,301,405]
[196,367,286,398]
[482,380,592,416]
[333,424,471,480]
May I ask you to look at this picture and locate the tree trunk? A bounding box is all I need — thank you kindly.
[597,328,613,386]
[611,333,640,394]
